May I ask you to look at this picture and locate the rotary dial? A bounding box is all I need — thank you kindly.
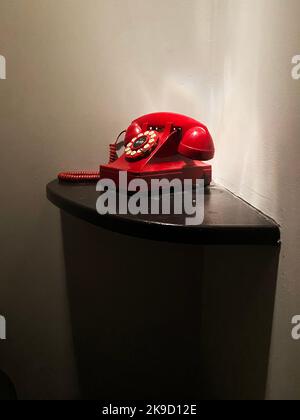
[125,131,159,161]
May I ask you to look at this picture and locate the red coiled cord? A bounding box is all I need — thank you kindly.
[109,143,118,163]
[58,130,126,183]
[58,171,101,183]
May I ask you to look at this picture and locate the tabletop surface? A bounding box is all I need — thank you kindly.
[47,180,280,245]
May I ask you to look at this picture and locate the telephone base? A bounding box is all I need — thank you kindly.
[100,161,212,190]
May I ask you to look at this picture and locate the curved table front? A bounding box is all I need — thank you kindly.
[47,180,280,245]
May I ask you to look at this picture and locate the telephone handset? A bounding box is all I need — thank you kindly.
[58,112,215,186]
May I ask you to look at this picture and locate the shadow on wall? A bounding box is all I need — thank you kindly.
[61,211,279,400]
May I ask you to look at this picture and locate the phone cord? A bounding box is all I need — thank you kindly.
[57,130,126,183]
[57,171,101,182]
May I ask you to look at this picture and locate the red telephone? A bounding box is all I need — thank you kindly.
[58,112,215,186]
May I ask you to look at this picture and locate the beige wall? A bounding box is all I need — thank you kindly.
[208,0,300,400]
[0,0,299,399]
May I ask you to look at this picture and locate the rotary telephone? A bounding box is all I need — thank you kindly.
[58,112,215,187]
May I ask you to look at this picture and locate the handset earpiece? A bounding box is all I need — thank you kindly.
[178,126,215,161]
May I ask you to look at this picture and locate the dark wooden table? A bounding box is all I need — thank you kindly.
[46,180,280,400]
[47,180,280,245]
